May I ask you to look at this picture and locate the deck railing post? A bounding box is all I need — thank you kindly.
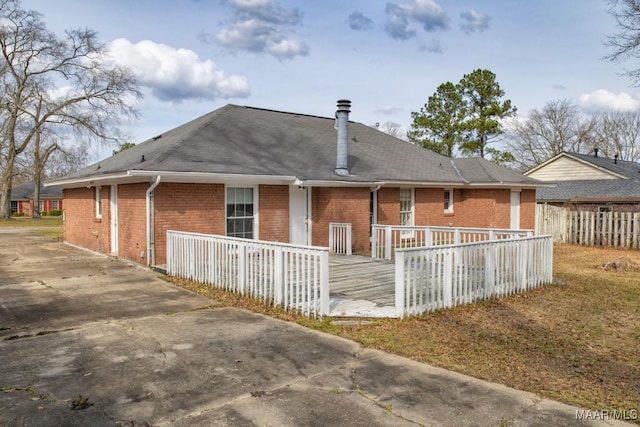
[274,247,284,305]
[320,250,330,316]
[346,224,352,255]
[371,226,378,258]
[484,243,496,298]
[385,226,392,260]
[395,250,406,318]
[166,231,173,275]
[238,244,247,294]
[443,249,453,308]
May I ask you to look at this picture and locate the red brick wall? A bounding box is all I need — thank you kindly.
[259,185,289,243]
[520,189,535,230]
[376,188,400,225]
[312,187,370,252]
[63,186,111,254]
[116,183,148,264]
[377,187,532,230]
[153,183,225,265]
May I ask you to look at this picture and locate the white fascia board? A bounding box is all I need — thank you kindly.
[126,170,298,185]
[382,181,465,188]
[465,182,554,189]
[295,179,386,187]
[44,173,136,188]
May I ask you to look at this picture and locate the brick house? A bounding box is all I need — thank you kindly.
[7,181,63,216]
[46,100,542,267]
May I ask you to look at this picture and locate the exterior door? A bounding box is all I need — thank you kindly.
[289,185,309,245]
[510,190,520,230]
[110,185,118,254]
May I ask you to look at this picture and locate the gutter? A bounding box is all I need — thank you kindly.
[146,175,162,266]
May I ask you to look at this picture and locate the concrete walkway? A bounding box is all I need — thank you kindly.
[0,227,630,426]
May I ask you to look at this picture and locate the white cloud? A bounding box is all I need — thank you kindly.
[374,106,405,115]
[460,9,490,34]
[385,0,448,39]
[212,0,308,60]
[348,11,374,31]
[579,89,640,112]
[108,38,250,102]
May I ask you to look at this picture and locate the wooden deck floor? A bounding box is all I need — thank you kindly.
[328,255,397,317]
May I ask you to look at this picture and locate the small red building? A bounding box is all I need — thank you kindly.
[9,181,63,216]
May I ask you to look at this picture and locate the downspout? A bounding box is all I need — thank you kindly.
[146,175,161,266]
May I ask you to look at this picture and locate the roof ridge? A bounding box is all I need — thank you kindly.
[241,105,336,122]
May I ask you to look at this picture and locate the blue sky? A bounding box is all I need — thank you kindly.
[21,0,637,160]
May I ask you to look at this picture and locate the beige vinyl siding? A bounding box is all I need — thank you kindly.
[527,156,619,181]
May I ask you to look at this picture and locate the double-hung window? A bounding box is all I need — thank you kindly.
[10,201,18,214]
[444,189,453,213]
[226,187,255,239]
[399,188,414,227]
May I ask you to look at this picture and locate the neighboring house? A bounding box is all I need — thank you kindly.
[8,181,63,216]
[524,151,640,213]
[46,100,542,267]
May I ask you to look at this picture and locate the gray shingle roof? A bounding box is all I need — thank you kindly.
[11,181,62,199]
[53,104,541,187]
[565,152,640,178]
[537,179,640,201]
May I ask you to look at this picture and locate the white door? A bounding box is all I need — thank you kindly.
[289,186,309,245]
[510,190,520,230]
[110,185,118,254]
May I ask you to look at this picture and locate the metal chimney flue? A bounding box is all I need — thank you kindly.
[335,99,351,176]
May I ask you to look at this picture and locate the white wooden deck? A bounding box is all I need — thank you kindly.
[328,255,398,318]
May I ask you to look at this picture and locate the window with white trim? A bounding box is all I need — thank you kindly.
[38,200,44,213]
[51,200,59,210]
[10,201,18,214]
[399,188,414,226]
[226,187,254,239]
[444,189,453,213]
[95,186,102,218]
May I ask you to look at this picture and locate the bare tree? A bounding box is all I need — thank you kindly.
[45,145,89,178]
[0,0,141,218]
[377,121,406,140]
[606,0,640,84]
[593,111,640,161]
[507,99,597,171]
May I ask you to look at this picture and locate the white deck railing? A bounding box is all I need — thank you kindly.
[329,223,352,255]
[372,225,534,260]
[394,235,553,318]
[166,231,330,318]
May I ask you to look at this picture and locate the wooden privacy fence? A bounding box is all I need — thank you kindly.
[372,225,533,260]
[535,205,640,248]
[394,235,553,318]
[166,230,330,317]
[567,211,640,248]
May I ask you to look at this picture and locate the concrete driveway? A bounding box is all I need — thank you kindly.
[0,227,629,426]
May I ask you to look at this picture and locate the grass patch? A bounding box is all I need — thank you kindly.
[169,243,640,419]
[0,216,63,240]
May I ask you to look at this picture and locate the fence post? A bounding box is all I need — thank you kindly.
[395,250,406,318]
[520,240,529,290]
[238,244,247,294]
[385,226,392,260]
[166,231,172,275]
[443,249,453,308]
[454,229,461,245]
[320,250,330,316]
[484,244,495,298]
[346,223,352,255]
[274,247,284,305]
[371,226,378,258]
